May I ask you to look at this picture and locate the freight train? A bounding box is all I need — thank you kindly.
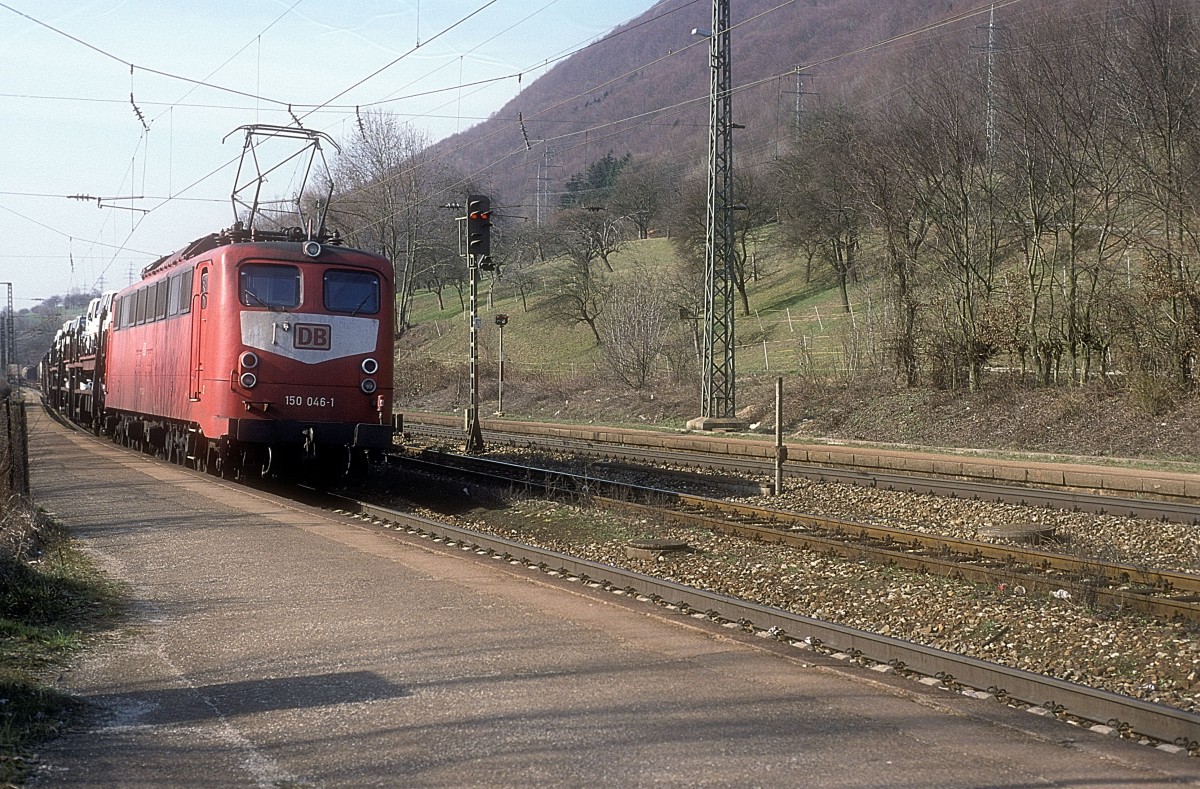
[42,222,395,481]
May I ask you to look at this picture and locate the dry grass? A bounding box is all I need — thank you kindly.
[0,499,123,785]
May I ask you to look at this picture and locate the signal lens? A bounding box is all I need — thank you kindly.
[361,357,379,375]
[240,351,259,369]
[240,372,258,389]
[360,378,377,394]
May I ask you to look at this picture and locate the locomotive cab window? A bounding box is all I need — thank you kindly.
[324,270,380,314]
[239,264,301,310]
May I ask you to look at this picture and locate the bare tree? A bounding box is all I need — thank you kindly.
[491,221,544,312]
[415,238,466,312]
[778,103,865,316]
[599,277,673,389]
[539,186,625,342]
[609,157,670,239]
[542,207,631,273]
[329,111,461,337]
[1111,0,1200,388]
[993,9,1133,386]
[905,48,1015,391]
[545,253,611,344]
[857,104,931,387]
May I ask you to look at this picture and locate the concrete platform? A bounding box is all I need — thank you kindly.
[26,409,1200,787]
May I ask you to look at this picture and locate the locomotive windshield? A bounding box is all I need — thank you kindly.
[240,264,301,310]
[324,270,380,315]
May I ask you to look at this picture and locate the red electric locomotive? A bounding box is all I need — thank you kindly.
[94,223,394,479]
[42,124,394,481]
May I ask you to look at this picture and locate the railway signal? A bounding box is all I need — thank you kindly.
[466,195,491,258]
[462,193,493,453]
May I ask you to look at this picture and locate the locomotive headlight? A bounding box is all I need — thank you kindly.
[240,372,258,389]
[240,351,259,370]
[360,378,377,394]
[303,240,322,258]
[361,357,379,375]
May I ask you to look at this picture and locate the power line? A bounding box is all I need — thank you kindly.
[149,0,306,125]
[0,2,295,108]
[303,1,501,119]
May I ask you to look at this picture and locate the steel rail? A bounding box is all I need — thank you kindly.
[396,449,1200,622]
[677,496,1200,596]
[403,422,1200,524]
[601,496,1200,623]
[325,491,1200,751]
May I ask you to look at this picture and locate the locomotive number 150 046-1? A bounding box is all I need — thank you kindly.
[284,395,334,408]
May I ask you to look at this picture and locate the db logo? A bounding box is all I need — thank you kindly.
[294,323,332,350]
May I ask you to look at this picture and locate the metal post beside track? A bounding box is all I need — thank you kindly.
[775,376,785,496]
[495,313,508,417]
[466,255,484,453]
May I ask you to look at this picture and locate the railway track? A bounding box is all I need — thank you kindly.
[321,486,1200,753]
[392,449,1200,624]
[403,419,1200,524]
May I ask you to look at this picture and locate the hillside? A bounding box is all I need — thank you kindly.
[393,234,1200,468]
[431,0,1011,211]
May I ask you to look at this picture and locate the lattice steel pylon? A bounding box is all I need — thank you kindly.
[691,0,742,430]
[1,283,12,384]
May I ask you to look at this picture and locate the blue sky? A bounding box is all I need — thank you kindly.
[0,0,656,305]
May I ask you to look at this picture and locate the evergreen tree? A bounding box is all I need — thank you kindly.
[559,151,631,209]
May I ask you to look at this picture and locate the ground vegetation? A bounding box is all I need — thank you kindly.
[0,499,123,785]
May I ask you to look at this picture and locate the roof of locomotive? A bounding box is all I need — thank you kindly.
[140,222,386,281]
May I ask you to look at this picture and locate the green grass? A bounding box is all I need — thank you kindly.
[0,504,124,785]
[402,232,859,383]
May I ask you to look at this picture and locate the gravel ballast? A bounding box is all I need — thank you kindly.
[384,447,1200,718]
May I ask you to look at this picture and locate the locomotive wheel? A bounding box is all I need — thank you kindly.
[186,433,203,470]
[216,448,234,479]
[330,446,355,486]
[347,449,370,482]
[203,446,220,476]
